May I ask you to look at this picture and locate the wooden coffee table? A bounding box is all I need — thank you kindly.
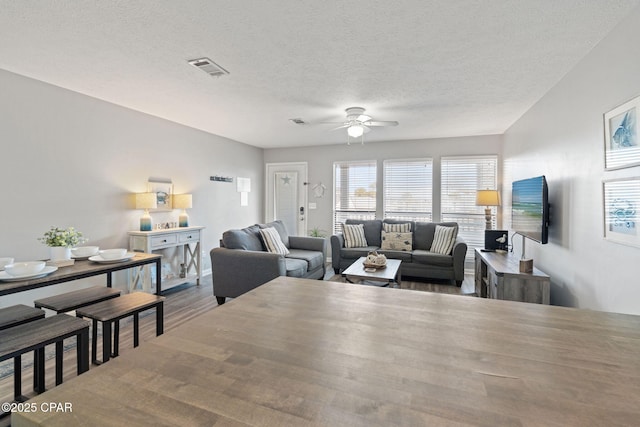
[341,257,402,288]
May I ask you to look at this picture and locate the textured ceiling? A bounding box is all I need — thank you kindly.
[1,1,638,148]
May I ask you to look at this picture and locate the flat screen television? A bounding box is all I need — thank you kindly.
[511,175,549,244]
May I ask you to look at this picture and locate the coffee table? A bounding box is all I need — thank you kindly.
[341,257,402,288]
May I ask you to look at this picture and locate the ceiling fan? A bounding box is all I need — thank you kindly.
[323,107,399,143]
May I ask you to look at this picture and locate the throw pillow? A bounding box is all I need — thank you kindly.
[430,225,457,255]
[342,223,368,248]
[382,223,411,233]
[259,227,290,255]
[381,231,413,251]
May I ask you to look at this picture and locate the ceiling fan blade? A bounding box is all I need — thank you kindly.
[330,124,350,131]
[363,120,399,127]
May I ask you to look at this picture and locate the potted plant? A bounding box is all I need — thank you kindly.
[39,226,86,261]
[308,227,327,238]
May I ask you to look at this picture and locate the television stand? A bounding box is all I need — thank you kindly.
[474,248,550,304]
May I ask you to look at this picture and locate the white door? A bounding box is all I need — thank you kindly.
[265,162,308,236]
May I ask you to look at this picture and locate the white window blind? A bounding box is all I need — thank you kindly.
[441,156,498,257]
[383,159,433,222]
[333,161,377,233]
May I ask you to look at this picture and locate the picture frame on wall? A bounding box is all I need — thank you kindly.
[603,95,640,170]
[603,177,640,248]
[147,178,173,211]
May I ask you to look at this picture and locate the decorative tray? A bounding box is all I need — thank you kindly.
[362,262,386,269]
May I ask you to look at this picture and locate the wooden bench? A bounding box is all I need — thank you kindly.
[0,305,45,331]
[76,292,165,364]
[0,305,46,406]
[34,286,121,315]
[0,314,90,402]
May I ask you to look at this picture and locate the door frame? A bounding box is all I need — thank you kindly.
[265,162,308,236]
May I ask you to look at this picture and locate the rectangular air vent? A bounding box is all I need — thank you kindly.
[188,57,229,77]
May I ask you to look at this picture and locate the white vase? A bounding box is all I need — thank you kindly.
[50,246,71,261]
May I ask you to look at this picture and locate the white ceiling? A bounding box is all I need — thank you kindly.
[1,1,638,148]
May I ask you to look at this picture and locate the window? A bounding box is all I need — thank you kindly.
[333,161,377,233]
[383,159,433,222]
[441,156,498,257]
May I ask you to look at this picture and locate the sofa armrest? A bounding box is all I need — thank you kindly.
[289,236,327,253]
[330,233,345,272]
[210,247,286,299]
[451,236,468,283]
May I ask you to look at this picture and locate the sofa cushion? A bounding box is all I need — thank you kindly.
[340,246,380,260]
[286,249,324,271]
[284,258,308,277]
[259,227,290,255]
[257,220,290,248]
[378,249,412,262]
[342,223,368,248]
[430,225,457,255]
[222,226,264,251]
[413,222,459,250]
[345,219,382,247]
[382,221,412,232]
[412,249,454,267]
[381,231,413,251]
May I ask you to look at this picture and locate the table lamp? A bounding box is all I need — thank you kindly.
[173,194,193,227]
[476,189,500,230]
[135,193,157,231]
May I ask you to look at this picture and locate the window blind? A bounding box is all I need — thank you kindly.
[441,155,498,257]
[383,159,433,222]
[333,161,377,233]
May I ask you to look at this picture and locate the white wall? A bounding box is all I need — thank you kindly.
[503,7,640,315]
[0,69,264,307]
[265,134,503,244]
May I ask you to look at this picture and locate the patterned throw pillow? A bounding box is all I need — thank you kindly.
[382,223,411,233]
[381,231,413,251]
[342,223,368,248]
[259,227,289,255]
[430,225,457,255]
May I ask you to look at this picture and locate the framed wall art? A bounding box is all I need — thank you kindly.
[147,178,173,211]
[604,95,640,170]
[603,177,640,248]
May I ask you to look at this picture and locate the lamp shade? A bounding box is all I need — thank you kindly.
[173,194,193,209]
[135,192,157,210]
[476,190,501,206]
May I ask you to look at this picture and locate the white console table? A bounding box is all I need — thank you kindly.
[128,226,204,293]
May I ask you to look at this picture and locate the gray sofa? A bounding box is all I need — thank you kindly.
[210,220,327,304]
[331,219,467,286]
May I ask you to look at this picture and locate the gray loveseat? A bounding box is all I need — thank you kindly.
[210,220,327,304]
[331,219,467,286]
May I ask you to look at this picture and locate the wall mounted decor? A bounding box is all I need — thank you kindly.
[210,175,233,183]
[312,182,326,198]
[236,177,251,206]
[603,177,640,248]
[147,178,173,211]
[604,95,640,170]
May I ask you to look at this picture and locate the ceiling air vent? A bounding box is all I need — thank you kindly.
[289,118,306,125]
[187,57,229,78]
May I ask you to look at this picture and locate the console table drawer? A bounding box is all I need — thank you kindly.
[178,232,199,244]
[151,235,177,247]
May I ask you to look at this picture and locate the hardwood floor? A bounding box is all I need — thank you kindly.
[0,268,474,425]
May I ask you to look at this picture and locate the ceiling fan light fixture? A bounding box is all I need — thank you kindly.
[347,124,364,138]
[356,114,371,122]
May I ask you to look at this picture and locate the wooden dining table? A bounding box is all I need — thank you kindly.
[0,253,162,297]
[11,276,640,426]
